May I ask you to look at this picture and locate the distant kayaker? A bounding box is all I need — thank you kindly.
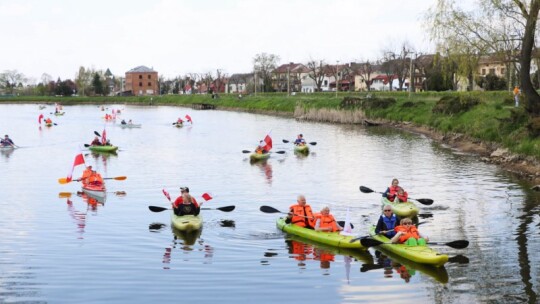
[383,178,408,202]
[45,117,53,124]
[390,218,428,246]
[80,165,93,186]
[314,206,343,232]
[176,118,184,125]
[121,119,127,125]
[375,206,400,238]
[172,187,201,216]
[1,134,15,147]
[86,170,104,186]
[255,141,268,154]
[294,134,306,146]
[90,136,101,146]
[285,195,315,229]
[128,119,133,125]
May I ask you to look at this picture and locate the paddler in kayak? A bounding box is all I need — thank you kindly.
[80,165,93,186]
[172,187,201,216]
[375,205,400,238]
[390,218,429,246]
[285,195,315,229]
[255,140,268,154]
[383,178,408,202]
[90,136,102,146]
[85,169,104,186]
[1,134,15,147]
[313,206,343,232]
[294,134,306,146]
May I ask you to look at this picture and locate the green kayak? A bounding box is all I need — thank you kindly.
[250,152,270,161]
[381,197,419,218]
[171,213,202,232]
[277,218,366,250]
[88,145,118,153]
[368,226,448,267]
[294,145,309,154]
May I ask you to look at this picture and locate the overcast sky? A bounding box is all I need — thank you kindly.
[0,0,445,82]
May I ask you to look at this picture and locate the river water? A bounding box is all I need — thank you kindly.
[0,104,538,303]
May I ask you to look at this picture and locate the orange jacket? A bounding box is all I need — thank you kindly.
[87,172,103,185]
[396,191,408,202]
[289,204,315,228]
[314,213,339,232]
[45,118,52,124]
[394,225,421,243]
[81,169,93,185]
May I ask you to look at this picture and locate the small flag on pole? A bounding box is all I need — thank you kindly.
[66,153,85,182]
[201,193,213,201]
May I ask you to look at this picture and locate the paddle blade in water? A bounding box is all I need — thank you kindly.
[148,206,169,212]
[359,186,375,193]
[58,178,70,184]
[259,206,282,213]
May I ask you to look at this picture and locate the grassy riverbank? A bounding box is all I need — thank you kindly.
[3,90,537,158]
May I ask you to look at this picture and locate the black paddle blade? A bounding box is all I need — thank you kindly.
[282,139,290,143]
[336,221,354,229]
[360,238,384,248]
[360,264,385,272]
[148,206,169,212]
[359,186,375,193]
[309,142,317,145]
[84,144,90,147]
[415,198,434,205]
[242,150,252,153]
[274,151,286,154]
[259,206,282,213]
[217,205,235,212]
[444,240,469,249]
[94,131,101,137]
[448,255,469,264]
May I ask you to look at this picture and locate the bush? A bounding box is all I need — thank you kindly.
[432,95,480,114]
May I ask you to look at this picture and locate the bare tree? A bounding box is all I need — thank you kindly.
[306,60,326,92]
[253,53,280,92]
[356,60,374,91]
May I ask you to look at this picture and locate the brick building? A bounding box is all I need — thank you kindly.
[125,66,158,96]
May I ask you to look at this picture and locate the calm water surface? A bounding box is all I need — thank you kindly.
[0,104,539,303]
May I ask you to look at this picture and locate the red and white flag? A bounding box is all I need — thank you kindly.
[162,189,171,201]
[185,115,192,123]
[66,153,85,182]
[340,207,353,236]
[201,193,213,201]
[262,134,272,151]
[38,114,44,124]
[101,129,107,145]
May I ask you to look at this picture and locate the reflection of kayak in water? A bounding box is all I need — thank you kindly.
[372,246,449,284]
[286,234,373,264]
[172,226,202,246]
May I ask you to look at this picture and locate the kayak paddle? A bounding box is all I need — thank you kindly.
[349,222,427,243]
[359,185,434,205]
[59,191,126,198]
[242,150,285,154]
[282,139,317,145]
[58,176,127,184]
[148,205,235,212]
[360,238,469,249]
[259,205,354,228]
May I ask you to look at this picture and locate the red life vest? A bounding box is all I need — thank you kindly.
[386,185,400,201]
[395,225,421,243]
[289,204,315,228]
[396,191,408,202]
[314,213,339,232]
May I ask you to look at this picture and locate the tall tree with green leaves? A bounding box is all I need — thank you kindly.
[426,0,540,115]
[92,73,103,96]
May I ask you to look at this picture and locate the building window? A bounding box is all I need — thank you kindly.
[139,82,142,87]
[323,80,328,86]
[481,69,486,75]
[489,68,495,74]
[148,82,151,86]
[148,75,151,79]
[139,75,142,79]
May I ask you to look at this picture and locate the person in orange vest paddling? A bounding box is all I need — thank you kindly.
[314,206,343,232]
[390,218,429,246]
[285,195,315,229]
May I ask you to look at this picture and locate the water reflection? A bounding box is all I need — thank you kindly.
[250,159,273,184]
[64,192,105,239]
[361,248,450,284]
[0,148,15,159]
[160,226,214,270]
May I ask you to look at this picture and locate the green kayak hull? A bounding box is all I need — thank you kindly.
[171,213,203,232]
[369,226,448,267]
[250,152,270,161]
[277,218,366,250]
[88,145,118,153]
[381,197,419,218]
[294,145,309,154]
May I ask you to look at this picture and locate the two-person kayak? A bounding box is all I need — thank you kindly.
[276,218,365,249]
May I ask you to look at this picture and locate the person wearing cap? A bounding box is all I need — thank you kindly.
[1,134,15,147]
[172,187,201,216]
[294,134,306,146]
[80,165,93,186]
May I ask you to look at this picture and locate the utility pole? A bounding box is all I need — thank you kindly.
[287,64,290,97]
[336,60,339,98]
[408,52,416,98]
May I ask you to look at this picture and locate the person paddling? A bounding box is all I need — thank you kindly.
[285,195,315,229]
[90,136,101,146]
[172,187,201,216]
[86,170,104,186]
[314,206,343,232]
[375,206,400,238]
[1,134,15,147]
[390,218,429,246]
[255,140,268,154]
[80,165,93,186]
[383,178,408,202]
[294,134,306,146]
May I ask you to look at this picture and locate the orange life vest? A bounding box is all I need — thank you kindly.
[386,185,400,201]
[396,191,408,202]
[289,204,315,228]
[81,169,92,186]
[314,213,339,232]
[87,173,103,185]
[394,225,421,243]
